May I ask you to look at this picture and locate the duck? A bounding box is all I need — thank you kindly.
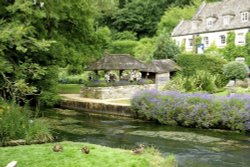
[131,144,145,154]
[52,144,63,152]
[81,146,90,154]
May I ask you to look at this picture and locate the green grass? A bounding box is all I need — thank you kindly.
[58,84,81,94]
[0,141,176,167]
[215,87,250,96]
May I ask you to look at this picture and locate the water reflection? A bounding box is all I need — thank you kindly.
[44,109,250,167]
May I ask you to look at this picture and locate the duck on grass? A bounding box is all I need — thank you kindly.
[0,141,177,167]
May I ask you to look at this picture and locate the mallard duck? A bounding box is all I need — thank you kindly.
[53,144,63,152]
[132,144,145,154]
[81,146,90,154]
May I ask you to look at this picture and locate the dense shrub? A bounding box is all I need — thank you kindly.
[164,71,218,93]
[164,73,185,92]
[131,90,250,131]
[176,53,227,76]
[113,31,137,41]
[0,101,53,146]
[223,61,248,80]
[109,40,138,55]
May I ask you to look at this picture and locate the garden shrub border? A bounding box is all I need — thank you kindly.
[131,90,250,131]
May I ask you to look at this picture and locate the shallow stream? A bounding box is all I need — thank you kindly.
[44,109,250,167]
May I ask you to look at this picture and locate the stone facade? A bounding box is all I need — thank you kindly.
[80,84,156,99]
[155,73,170,88]
[172,0,250,52]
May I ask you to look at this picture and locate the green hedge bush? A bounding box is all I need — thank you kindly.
[109,40,138,55]
[223,61,248,80]
[176,53,227,76]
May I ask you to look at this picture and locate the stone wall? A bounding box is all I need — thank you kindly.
[80,84,156,99]
[60,100,136,118]
[155,73,170,89]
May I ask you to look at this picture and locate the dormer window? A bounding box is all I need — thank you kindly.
[241,12,249,22]
[223,15,231,25]
[206,18,214,28]
[206,16,217,28]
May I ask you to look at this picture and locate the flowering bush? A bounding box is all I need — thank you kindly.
[131,90,250,131]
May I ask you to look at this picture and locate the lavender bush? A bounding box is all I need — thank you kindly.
[131,90,250,131]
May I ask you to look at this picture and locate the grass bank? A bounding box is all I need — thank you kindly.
[0,141,177,167]
[58,84,81,94]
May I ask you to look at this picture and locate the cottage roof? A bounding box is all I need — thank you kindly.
[172,0,250,37]
[142,59,181,73]
[86,54,147,71]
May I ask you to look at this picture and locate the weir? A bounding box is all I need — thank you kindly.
[60,94,136,117]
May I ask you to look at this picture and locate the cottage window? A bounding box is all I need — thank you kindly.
[237,32,245,44]
[220,35,226,45]
[188,39,193,47]
[223,15,231,25]
[203,37,209,47]
[241,12,249,22]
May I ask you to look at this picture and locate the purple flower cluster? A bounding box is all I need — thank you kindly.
[131,90,250,131]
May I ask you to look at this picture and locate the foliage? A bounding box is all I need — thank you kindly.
[109,40,138,55]
[204,41,224,58]
[164,73,186,92]
[153,33,181,60]
[223,61,248,81]
[112,0,176,37]
[112,30,137,40]
[134,38,155,62]
[176,53,227,76]
[0,101,53,146]
[164,71,218,93]
[0,141,177,167]
[95,26,112,52]
[223,32,237,61]
[131,90,250,131]
[191,70,217,93]
[0,0,103,107]
[157,3,198,34]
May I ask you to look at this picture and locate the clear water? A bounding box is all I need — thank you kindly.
[44,109,250,167]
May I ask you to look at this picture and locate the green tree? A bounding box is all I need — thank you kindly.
[134,38,155,62]
[157,3,199,34]
[112,0,176,37]
[153,33,181,60]
[0,0,101,107]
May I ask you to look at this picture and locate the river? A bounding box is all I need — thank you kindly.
[44,109,250,167]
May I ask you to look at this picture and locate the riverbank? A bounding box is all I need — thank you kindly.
[0,141,176,167]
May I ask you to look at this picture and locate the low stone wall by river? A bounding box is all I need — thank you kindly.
[60,100,136,118]
[80,84,156,99]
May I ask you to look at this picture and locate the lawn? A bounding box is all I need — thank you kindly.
[215,87,250,96]
[0,141,176,167]
[58,84,81,94]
